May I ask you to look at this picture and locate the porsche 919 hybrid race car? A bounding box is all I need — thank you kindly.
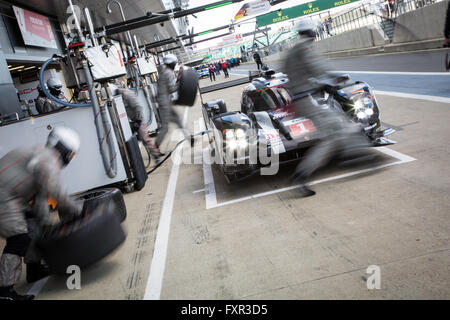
[199,69,396,183]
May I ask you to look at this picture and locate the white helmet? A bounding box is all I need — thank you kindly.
[47,78,63,90]
[47,127,80,166]
[163,54,178,69]
[295,19,317,38]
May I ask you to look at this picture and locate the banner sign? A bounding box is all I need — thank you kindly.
[234,0,271,20]
[13,6,57,49]
[222,33,243,44]
[256,0,360,27]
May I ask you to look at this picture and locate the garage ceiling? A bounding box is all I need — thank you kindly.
[4,0,181,48]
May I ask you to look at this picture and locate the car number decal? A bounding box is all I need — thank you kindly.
[283,118,316,136]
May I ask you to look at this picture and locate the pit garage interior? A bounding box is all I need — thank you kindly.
[0,0,449,301]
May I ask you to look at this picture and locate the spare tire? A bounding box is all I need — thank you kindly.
[72,188,127,223]
[37,202,126,275]
[175,68,198,106]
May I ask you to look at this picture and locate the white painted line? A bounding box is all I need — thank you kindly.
[374,90,450,104]
[26,276,49,297]
[143,107,189,300]
[375,146,417,163]
[198,118,218,208]
[193,188,206,194]
[205,147,416,209]
[203,148,218,209]
[336,71,450,76]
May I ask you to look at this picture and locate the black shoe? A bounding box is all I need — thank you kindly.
[0,286,34,300]
[290,172,316,197]
[146,146,164,158]
[298,184,316,197]
[26,263,50,283]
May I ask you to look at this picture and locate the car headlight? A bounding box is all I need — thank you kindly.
[235,128,245,139]
[224,128,250,150]
[354,96,373,111]
[354,99,365,111]
[356,111,367,119]
[362,96,373,107]
[225,130,235,139]
[238,140,248,149]
[227,139,238,149]
[365,108,374,116]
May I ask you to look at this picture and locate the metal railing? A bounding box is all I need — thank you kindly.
[316,0,443,41]
[201,0,444,61]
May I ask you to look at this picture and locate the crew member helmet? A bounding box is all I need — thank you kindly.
[295,19,317,38]
[163,54,178,70]
[47,127,80,166]
[47,78,63,91]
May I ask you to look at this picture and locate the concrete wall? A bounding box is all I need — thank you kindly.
[392,0,449,43]
[315,26,388,53]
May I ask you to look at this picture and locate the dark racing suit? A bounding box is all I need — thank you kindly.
[155,65,186,148]
[0,147,82,287]
[35,93,67,114]
[283,36,371,183]
[118,88,160,155]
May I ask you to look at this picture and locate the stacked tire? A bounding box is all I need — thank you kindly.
[37,188,127,275]
[174,67,198,107]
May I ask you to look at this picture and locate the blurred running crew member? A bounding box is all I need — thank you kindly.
[0,127,83,300]
[112,81,163,163]
[283,20,371,196]
[155,54,189,149]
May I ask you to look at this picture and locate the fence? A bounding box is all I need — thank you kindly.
[317,0,443,41]
[193,0,445,62]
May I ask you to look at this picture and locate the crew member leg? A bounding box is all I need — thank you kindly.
[156,107,170,149]
[0,197,34,300]
[138,123,162,158]
[23,217,49,283]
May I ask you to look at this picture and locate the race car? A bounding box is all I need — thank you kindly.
[199,69,395,183]
[196,67,209,79]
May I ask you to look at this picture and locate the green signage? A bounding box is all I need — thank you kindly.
[256,0,360,27]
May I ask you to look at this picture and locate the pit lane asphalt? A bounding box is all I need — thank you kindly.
[24,51,450,300]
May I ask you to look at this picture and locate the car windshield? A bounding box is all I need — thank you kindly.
[249,89,280,111]
[277,87,292,105]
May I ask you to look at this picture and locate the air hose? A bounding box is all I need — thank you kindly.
[146,131,209,175]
